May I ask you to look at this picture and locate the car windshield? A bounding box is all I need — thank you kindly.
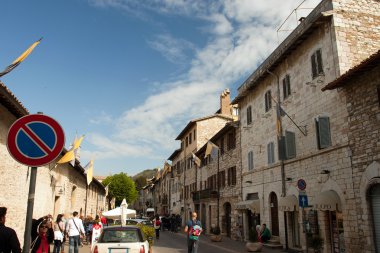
[126,220,138,225]
[100,229,140,243]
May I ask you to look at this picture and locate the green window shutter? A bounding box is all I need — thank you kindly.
[311,53,317,79]
[316,49,323,75]
[285,131,296,159]
[317,116,331,149]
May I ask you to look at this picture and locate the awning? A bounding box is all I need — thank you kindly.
[279,195,299,211]
[236,200,260,213]
[313,190,342,212]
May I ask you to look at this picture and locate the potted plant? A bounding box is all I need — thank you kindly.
[137,223,155,253]
[210,226,222,242]
[245,227,262,252]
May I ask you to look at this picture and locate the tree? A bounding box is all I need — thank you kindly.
[103,173,138,207]
[134,176,147,191]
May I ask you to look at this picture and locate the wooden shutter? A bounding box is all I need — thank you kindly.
[311,53,317,79]
[316,49,323,75]
[267,142,274,164]
[316,116,331,149]
[285,131,296,159]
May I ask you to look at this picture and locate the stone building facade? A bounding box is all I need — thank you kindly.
[232,0,379,252]
[194,121,242,239]
[0,81,106,246]
[323,50,380,253]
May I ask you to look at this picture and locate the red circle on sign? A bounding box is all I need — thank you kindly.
[7,114,65,167]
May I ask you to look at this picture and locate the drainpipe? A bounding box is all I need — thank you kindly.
[266,70,288,251]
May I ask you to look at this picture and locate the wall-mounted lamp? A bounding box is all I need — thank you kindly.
[245,180,252,184]
[320,169,330,174]
[305,82,316,87]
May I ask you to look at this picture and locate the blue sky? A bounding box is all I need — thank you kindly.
[0,0,320,176]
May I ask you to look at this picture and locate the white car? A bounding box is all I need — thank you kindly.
[93,226,150,253]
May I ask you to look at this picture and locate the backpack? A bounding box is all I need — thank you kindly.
[188,220,201,241]
[154,219,161,229]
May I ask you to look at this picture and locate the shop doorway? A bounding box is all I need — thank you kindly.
[329,211,345,253]
[223,202,232,237]
[270,192,279,236]
[370,184,380,252]
[289,211,301,247]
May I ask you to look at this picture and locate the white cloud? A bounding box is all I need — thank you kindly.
[147,34,194,64]
[86,0,322,163]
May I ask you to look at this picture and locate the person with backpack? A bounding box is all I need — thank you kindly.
[153,215,161,240]
[184,212,202,253]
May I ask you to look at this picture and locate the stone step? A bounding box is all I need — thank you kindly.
[263,243,283,249]
[267,239,281,245]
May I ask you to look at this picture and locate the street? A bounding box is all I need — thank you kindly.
[152,230,283,253]
[58,232,284,253]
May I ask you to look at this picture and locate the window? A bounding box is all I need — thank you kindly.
[283,74,291,99]
[220,137,225,155]
[218,171,225,189]
[194,129,196,141]
[315,116,331,149]
[189,133,192,144]
[227,132,236,150]
[377,85,380,107]
[248,151,254,171]
[311,49,324,79]
[285,131,296,159]
[181,141,184,150]
[247,106,252,125]
[265,90,272,112]
[185,136,188,147]
[227,167,237,186]
[267,142,275,164]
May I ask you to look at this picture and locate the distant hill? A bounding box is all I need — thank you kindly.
[132,168,158,180]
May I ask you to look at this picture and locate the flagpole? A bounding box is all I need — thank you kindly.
[217,150,220,229]
[85,184,88,218]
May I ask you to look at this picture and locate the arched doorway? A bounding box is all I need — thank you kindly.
[269,192,279,236]
[370,184,380,252]
[223,202,232,237]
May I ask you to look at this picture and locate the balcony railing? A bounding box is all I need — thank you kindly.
[192,189,218,201]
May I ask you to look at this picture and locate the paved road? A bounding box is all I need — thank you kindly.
[152,230,283,253]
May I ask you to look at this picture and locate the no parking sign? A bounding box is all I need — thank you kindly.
[7,114,65,166]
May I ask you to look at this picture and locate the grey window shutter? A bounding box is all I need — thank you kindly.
[285,131,296,159]
[270,142,275,163]
[267,143,271,164]
[311,53,317,79]
[318,117,331,149]
[316,49,323,74]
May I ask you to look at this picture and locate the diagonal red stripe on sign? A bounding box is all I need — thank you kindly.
[21,125,53,155]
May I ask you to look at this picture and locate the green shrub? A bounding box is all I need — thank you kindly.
[137,224,155,247]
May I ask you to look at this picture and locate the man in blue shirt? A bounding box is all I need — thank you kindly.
[184,212,202,253]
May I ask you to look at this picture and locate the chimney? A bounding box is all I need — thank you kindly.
[220,88,231,115]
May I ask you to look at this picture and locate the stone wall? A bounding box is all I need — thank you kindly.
[338,63,380,253]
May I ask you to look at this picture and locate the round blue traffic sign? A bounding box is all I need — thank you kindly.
[7,114,65,167]
[297,179,307,191]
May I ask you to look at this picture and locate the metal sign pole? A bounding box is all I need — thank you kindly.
[22,166,37,253]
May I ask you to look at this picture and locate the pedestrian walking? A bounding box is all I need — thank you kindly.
[30,216,54,253]
[184,212,202,253]
[53,214,65,253]
[153,215,161,240]
[65,211,85,253]
[0,207,21,253]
